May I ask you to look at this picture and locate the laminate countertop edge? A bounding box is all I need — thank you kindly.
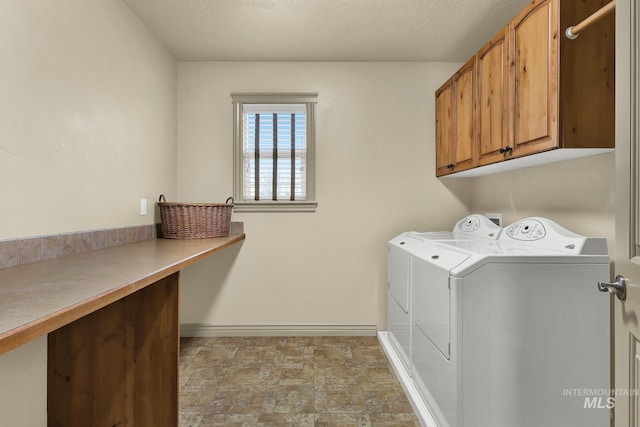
[0,233,245,356]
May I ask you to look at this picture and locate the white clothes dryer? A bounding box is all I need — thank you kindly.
[387,215,502,375]
[407,217,609,427]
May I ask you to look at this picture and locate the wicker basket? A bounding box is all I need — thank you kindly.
[157,194,234,239]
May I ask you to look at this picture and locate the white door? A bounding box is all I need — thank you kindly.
[614,1,640,426]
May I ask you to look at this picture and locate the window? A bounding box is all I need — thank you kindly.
[231,93,318,212]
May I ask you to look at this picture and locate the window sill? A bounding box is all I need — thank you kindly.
[233,201,318,213]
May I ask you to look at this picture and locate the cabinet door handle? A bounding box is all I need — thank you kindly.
[499,146,513,154]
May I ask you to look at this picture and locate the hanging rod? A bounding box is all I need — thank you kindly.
[566,0,615,39]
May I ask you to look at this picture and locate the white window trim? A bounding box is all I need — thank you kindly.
[231,93,318,213]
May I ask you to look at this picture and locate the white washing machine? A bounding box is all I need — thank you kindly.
[409,217,610,427]
[387,215,502,375]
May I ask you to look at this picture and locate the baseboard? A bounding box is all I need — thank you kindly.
[378,331,438,427]
[180,323,378,337]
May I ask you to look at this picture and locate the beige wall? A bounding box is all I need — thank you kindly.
[177,62,472,333]
[177,61,615,336]
[0,0,177,425]
[0,0,177,240]
[468,153,616,257]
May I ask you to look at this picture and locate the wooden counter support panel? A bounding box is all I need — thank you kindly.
[48,272,179,427]
[0,233,244,427]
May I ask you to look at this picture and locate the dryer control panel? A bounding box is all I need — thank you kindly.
[458,216,481,232]
[453,215,502,239]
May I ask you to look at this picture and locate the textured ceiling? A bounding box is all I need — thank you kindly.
[122,0,532,62]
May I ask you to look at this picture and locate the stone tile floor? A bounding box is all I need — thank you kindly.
[179,336,421,426]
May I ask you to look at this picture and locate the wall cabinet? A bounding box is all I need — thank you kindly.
[435,57,476,176]
[436,0,615,177]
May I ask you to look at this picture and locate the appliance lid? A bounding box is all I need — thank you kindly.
[426,239,610,277]
[389,233,431,252]
[412,243,472,271]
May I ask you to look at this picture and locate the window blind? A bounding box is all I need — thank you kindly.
[242,104,307,201]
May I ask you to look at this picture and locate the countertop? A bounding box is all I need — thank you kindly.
[0,234,245,355]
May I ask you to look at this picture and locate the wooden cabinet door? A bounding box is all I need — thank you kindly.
[435,58,476,177]
[477,27,509,166]
[509,0,559,157]
[452,57,476,172]
[435,80,454,177]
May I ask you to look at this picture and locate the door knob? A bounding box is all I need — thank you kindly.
[598,275,627,300]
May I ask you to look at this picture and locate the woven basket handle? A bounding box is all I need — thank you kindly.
[159,194,166,203]
[225,197,234,205]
